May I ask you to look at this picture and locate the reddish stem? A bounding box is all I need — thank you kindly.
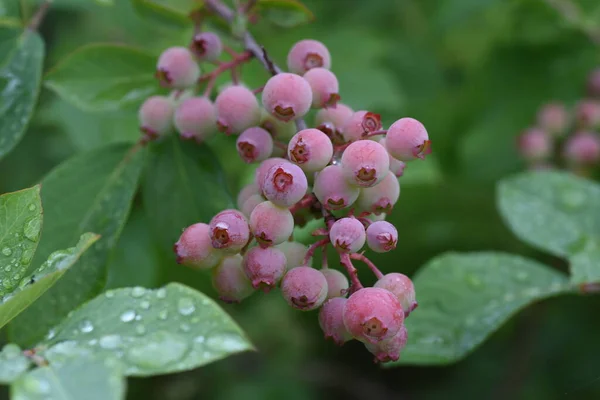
[289,194,317,214]
[303,238,330,266]
[321,243,329,269]
[339,253,364,294]
[198,50,253,96]
[223,45,239,58]
[350,253,384,280]
[252,85,265,94]
[363,130,388,139]
[357,217,372,228]
[240,234,254,256]
[321,207,336,230]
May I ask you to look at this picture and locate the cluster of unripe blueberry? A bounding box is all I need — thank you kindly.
[137,19,430,362]
[518,68,600,176]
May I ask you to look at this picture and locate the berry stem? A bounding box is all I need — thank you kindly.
[303,238,330,266]
[357,216,372,227]
[350,253,384,279]
[363,130,388,139]
[252,85,265,94]
[28,0,52,31]
[339,253,364,294]
[321,243,329,269]
[198,50,253,82]
[289,194,317,214]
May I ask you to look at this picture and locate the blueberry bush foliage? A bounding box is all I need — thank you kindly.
[1,0,600,399]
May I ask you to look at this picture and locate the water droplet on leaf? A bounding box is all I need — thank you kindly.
[79,320,94,333]
[2,247,12,256]
[125,331,189,370]
[131,287,146,298]
[177,298,195,316]
[24,218,41,242]
[120,310,136,322]
[99,335,122,349]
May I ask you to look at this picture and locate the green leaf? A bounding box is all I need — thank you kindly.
[0,185,42,297]
[569,239,600,285]
[257,0,314,28]
[142,136,233,252]
[0,344,31,384]
[497,171,600,258]
[11,356,125,400]
[0,233,99,329]
[0,26,44,160]
[9,143,146,347]
[44,44,160,112]
[131,0,196,28]
[41,283,253,377]
[390,252,570,366]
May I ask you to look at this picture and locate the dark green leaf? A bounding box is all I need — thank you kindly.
[44,44,160,112]
[257,0,314,28]
[0,185,41,298]
[131,0,197,28]
[41,283,253,376]
[0,233,99,329]
[142,135,233,252]
[569,239,600,285]
[11,356,125,400]
[0,26,44,160]
[9,143,146,346]
[0,344,31,384]
[390,252,570,366]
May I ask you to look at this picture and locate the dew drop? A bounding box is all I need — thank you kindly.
[206,333,247,353]
[135,325,147,335]
[99,335,122,349]
[45,329,56,340]
[105,291,115,298]
[2,247,12,256]
[515,271,529,281]
[120,310,136,322]
[177,298,195,316]
[28,204,36,211]
[79,319,94,333]
[158,310,168,320]
[125,331,189,369]
[131,286,146,298]
[135,315,142,321]
[4,265,11,272]
[465,274,482,288]
[194,336,205,344]
[140,300,150,310]
[24,218,41,242]
[156,288,167,299]
[180,323,190,333]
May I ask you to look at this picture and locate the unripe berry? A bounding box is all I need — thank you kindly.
[343,287,404,344]
[237,183,261,210]
[260,109,297,141]
[366,221,398,253]
[241,194,265,218]
[250,201,294,247]
[364,325,408,363]
[236,127,274,163]
[315,103,354,144]
[263,162,308,207]
[563,132,600,166]
[341,140,389,187]
[243,246,287,291]
[262,73,312,122]
[209,209,250,253]
[386,117,431,161]
[215,85,261,134]
[319,297,353,345]
[287,39,331,75]
[174,223,222,269]
[190,31,222,62]
[303,68,340,108]
[174,97,217,141]
[517,128,552,161]
[212,255,254,303]
[342,111,382,142]
[138,95,175,139]
[587,68,600,97]
[276,241,311,270]
[374,273,417,316]
[321,268,349,299]
[156,47,200,89]
[379,138,407,177]
[356,173,400,215]
[575,100,600,128]
[537,103,568,136]
[281,266,328,310]
[288,129,334,173]
[313,165,360,210]
[255,157,289,191]
[329,217,366,253]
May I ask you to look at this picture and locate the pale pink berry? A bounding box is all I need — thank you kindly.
[174,223,222,269]
[386,117,431,161]
[242,246,287,291]
[356,173,400,215]
[262,73,312,122]
[364,325,408,363]
[315,103,354,144]
[156,47,200,89]
[208,209,250,253]
[366,221,398,253]
[287,39,331,75]
[215,85,261,134]
[575,100,600,128]
[254,157,289,191]
[260,109,297,141]
[263,162,308,207]
[342,111,382,142]
[588,68,600,97]
[518,128,552,161]
[174,97,217,141]
[329,217,366,253]
[374,273,417,317]
[303,68,340,108]
[236,183,261,210]
[288,129,333,173]
[379,137,407,177]
[537,103,568,136]
[190,31,222,62]
[138,96,175,139]
[212,255,254,303]
[250,201,294,247]
[241,194,265,218]
[236,127,274,163]
[276,241,311,270]
[341,140,389,187]
[319,297,353,345]
[321,268,349,299]
[281,266,328,310]
[343,287,404,344]
[313,165,359,210]
[563,132,600,165]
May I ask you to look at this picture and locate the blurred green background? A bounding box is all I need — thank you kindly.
[2,0,600,398]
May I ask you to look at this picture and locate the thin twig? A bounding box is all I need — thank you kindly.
[350,253,384,279]
[28,0,52,31]
[303,238,330,266]
[339,253,363,294]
